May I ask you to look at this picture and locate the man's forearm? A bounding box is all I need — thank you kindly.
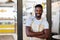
[26,27,44,37]
[28,31,43,37]
[35,34,48,39]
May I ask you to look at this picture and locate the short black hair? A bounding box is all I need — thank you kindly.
[35,4,43,9]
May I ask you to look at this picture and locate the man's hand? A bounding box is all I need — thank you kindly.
[35,29,50,39]
[43,29,50,39]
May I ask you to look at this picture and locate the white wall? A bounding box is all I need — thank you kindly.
[0,0,7,2]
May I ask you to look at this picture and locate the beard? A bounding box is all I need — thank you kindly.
[35,13,42,18]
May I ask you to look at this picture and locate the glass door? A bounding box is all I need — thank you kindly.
[0,0,17,40]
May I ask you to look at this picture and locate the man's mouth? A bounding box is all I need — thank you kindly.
[36,14,40,16]
[35,13,42,18]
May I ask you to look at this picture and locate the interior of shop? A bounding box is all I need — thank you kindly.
[0,0,60,40]
[0,0,17,40]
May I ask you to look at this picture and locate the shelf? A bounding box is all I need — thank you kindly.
[0,30,15,33]
[0,2,15,7]
[0,28,15,30]
[0,24,15,27]
[0,18,15,20]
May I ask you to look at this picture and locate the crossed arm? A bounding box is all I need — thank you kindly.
[26,26,50,39]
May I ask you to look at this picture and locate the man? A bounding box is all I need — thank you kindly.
[25,4,50,40]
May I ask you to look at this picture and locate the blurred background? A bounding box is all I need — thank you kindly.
[0,0,17,40]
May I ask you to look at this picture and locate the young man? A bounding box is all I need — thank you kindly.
[25,4,50,40]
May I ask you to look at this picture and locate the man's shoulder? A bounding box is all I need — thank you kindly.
[26,16,35,21]
[41,17,47,21]
[28,16,35,19]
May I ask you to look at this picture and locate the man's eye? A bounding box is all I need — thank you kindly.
[36,10,38,11]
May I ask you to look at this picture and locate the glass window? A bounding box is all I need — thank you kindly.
[51,0,60,34]
[0,0,17,40]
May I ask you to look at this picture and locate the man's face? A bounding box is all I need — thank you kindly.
[35,7,43,18]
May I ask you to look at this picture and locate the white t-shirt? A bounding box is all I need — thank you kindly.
[25,16,49,40]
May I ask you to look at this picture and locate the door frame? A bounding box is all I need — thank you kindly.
[17,0,52,40]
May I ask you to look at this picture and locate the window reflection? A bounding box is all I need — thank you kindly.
[51,0,60,34]
[0,0,17,40]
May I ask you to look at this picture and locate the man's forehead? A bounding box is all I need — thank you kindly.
[35,7,42,10]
